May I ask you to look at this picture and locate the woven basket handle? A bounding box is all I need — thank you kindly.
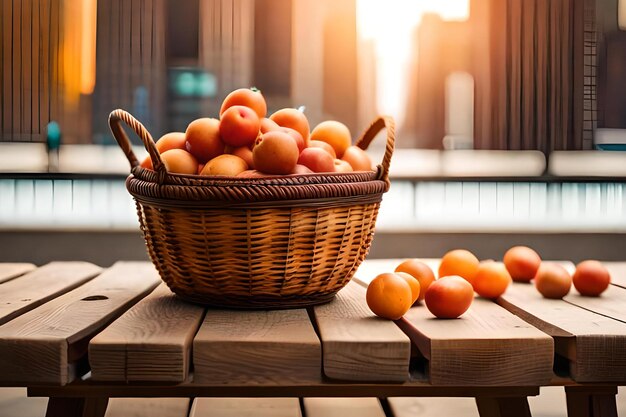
[108,109,167,183]
[355,115,395,184]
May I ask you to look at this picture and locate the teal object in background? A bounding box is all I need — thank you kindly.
[595,144,626,151]
[46,121,61,150]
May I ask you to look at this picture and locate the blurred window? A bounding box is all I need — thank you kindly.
[620,0,626,30]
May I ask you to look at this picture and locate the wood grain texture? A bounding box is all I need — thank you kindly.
[475,396,531,417]
[398,297,553,386]
[303,398,385,417]
[312,280,410,382]
[90,283,205,382]
[105,398,190,417]
[0,262,36,284]
[603,262,626,289]
[193,308,321,384]
[0,262,160,385]
[499,282,626,382]
[0,262,102,325]
[190,398,301,417]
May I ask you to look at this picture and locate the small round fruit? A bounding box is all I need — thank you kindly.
[503,246,542,282]
[220,87,267,119]
[333,159,354,172]
[160,149,198,175]
[269,108,310,145]
[310,120,352,158]
[199,154,248,176]
[396,272,421,305]
[297,147,335,173]
[424,276,474,319]
[252,131,299,175]
[473,261,512,299]
[278,127,306,152]
[342,145,373,171]
[291,164,314,175]
[155,132,187,153]
[395,259,436,302]
[438,249,480,286]
[260,117,280,134]
[225,145,254,168]
[140,155,153,170]
[185,118,224,163]
[309,140,337,158]
[572,260,611,297]
[366,273,413,320]
[219,105,261,147]
[534,263,572,299]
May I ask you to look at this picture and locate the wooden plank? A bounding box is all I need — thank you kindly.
[603,262,626,289]
[0,262,36,284]
[313,280,411,382]
[564,284,626,323]
[397,296,553,386]
[303,398,385,417]
[0,261,102,325]
[105,398,190,417]
[89,283,205,382]
[193,308,321,384]
[499,281,626,382]
[190,398,301,417]
[0,262,160,385]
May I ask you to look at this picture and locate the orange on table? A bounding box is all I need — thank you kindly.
[438,249,480,287]
[534,263,572,299]
[503,245,542,282]
[394,259,435,302]
[572,260,611,297]
[366,273,413,320]
[395,272,421,305]
[424,276,474,319]
[472,261,512,299]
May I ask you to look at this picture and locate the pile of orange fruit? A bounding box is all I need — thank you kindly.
[366,246,611,320]
[141,87,374,177]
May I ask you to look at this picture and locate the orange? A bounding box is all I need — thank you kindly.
[220,87,267,119]
[534,263,572,299]
[395,272,421,305]
[503,246,541,282]
[269,108,310,145]
[438,249,480,287]
[572,260,611,297]
[366,273,413,320]
[424,276,474,319]
[310,120,351,158]
[394,259,435,302]
[472,261,512,299]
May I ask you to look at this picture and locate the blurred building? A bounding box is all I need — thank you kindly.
[0,0,362,145]
[404,0,625,152]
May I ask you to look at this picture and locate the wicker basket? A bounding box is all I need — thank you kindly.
[109,109,395,308]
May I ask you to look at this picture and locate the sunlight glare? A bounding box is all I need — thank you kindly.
[357,0,469,127]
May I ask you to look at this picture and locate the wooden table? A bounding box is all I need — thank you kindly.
[0,260,624,417]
